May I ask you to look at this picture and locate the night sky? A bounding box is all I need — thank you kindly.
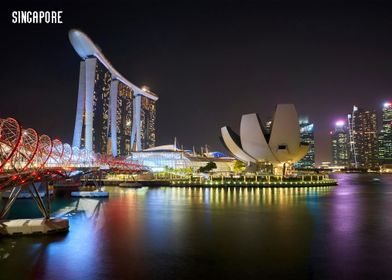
[1,0,392,164]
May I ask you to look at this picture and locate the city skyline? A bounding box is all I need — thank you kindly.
[2,2,392,279]
[2,1,392,164]
[329,103,392,169]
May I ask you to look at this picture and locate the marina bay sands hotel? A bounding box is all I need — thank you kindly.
[69,29,158,156]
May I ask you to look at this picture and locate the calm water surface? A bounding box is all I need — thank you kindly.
[1,174,392,279]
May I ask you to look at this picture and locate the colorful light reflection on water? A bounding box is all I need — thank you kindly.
[1,174,392,279]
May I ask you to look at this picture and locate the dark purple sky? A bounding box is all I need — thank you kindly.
[1,0,392,164]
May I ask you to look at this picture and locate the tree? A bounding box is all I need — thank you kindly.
[233,160,246,173]
[175,167,193,175]
[198,161,217,173]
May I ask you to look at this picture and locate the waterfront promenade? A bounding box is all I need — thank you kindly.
[82,174,337,188]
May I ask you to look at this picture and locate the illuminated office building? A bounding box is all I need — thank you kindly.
[379,102,392,165]
[294,117,315,169]
[331,121,350,167]
[348,106,378,169]
[69,29,158,156]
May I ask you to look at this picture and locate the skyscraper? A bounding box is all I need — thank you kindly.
[331,121,350,167]
[378,102,392,165]
[69,29,158,156]
[348,106,378,169]
[74,58,112,155]
[294,117,315,169]
[110,80,134,156]
[140,95,157,149]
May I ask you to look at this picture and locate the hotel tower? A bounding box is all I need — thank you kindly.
[69,29,158,156]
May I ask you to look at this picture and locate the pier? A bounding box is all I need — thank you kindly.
[81,174,337,188]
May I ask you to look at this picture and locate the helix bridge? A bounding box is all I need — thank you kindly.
[0,117,144,221]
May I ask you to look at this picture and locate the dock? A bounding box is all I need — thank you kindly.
[0,218,69,236]
[71,191,109,198]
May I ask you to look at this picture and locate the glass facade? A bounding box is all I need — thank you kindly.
[349,106,378,168]
[115,82,133,156]
[294,117,315,169]
[130,151,191,172]
[140,96,156,150]
[129,151,234,173]
[378,103,392,165]
[92,60,112,154]
[331,123,350,167]
[264,120,272,135]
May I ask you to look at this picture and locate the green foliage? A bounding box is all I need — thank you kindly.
[163,166,192,175]
[234,160,246,173]
[198,161,217,173]
[175,167,193,174]
[164,166,174,172]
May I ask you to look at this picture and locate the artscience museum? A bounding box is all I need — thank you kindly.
[220,104,309,174]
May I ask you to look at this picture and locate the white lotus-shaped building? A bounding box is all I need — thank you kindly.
[221,104,309,167]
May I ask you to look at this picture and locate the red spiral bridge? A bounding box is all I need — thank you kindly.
[0,117,144,189]
[0,117,144,220]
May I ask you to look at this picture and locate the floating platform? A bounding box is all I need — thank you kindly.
[0,218,69,236]
[1,190,54,199]
[70,191,109,198]
[119,182,143,188]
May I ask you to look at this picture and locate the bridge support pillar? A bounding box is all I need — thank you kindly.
[0,186,22,219]
[28,183,49,219]
[0,182,69,236]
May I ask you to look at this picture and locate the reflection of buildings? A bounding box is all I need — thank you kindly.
[348,106,378,169]
[294,117,315,169]
[168,186,333,208]
[378,102,392,165]
[69,29,158,156]
[331,121,350,167]
[53,198,105,221]
[129,144,235,172]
